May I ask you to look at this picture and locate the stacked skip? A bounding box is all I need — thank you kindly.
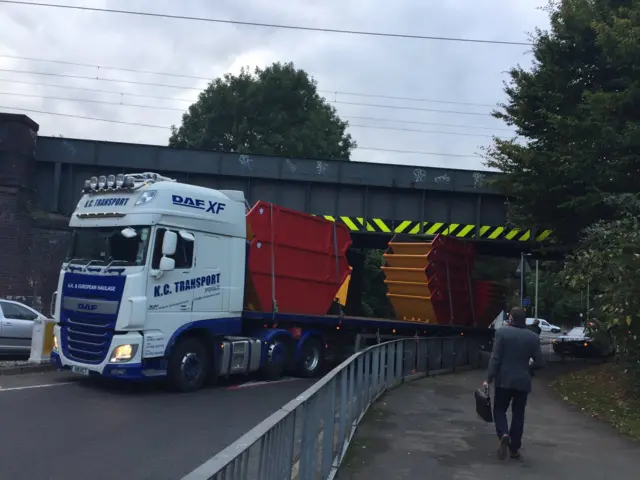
[244,201,352,315]
[381,234,477,326]
[474,281,507,328]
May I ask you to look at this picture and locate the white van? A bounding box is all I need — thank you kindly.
[526,317,561,333]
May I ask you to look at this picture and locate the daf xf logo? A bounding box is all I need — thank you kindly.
[172,195,226,214]
[78,303,98,311]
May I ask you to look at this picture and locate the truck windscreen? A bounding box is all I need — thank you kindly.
[65,226,151,267]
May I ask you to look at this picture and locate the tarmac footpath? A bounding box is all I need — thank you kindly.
[336,369,638,480]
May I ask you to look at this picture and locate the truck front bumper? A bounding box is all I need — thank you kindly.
[51,326,152,380]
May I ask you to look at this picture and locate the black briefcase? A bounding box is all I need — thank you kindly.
[475,387,493,423]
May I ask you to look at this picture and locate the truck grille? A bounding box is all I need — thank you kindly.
[61,315,116,364]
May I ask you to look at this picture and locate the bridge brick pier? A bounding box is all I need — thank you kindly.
[0,113,551,308]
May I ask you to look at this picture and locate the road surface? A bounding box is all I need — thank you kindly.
[0,371,315,480]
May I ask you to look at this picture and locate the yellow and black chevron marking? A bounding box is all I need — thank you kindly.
[316,215,553,243]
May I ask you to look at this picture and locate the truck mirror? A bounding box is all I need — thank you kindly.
[121,227,137,239]
[162,231,178,256]
[178,230,195,242]
[159,256,175,272]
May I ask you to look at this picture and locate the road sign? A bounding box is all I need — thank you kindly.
[523,297,531,307]
[515,258,532,275]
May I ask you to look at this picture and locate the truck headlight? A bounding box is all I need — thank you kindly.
[110,344,138,363]
[53,335,59,352]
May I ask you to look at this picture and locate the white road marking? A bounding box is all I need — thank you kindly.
[0,382,76,392]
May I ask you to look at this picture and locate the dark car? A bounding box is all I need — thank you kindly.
[552,325,615,358]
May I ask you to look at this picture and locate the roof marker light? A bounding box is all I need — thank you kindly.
[89,176,98,189]
[115,174,124,187]
[106,175,116,188]
[98,176,107,189]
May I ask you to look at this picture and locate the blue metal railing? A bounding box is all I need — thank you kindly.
[181,336,483,480]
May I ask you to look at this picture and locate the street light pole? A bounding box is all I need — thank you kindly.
[519,251,525,308]
[586,279,590,323]
[534,259,539,320]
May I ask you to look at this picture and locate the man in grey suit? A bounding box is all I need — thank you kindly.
[483,306,545,460]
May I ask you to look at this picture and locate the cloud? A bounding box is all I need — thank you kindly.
[0,0,549,170]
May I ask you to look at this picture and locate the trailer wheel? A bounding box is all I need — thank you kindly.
[167,337,210,392]
[297,338,325,378]
[262,339,287,381]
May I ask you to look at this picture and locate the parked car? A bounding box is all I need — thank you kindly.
[526,318,562,333]
[552,325,615,357]
[0,299,47,354]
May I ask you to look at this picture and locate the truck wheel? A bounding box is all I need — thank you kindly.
[167,337,210,392]
[262,339,287,381]
[297,338,325,378]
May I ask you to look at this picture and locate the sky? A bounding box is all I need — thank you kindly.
[0,0,550,171]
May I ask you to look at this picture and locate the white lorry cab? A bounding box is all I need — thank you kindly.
[51,172,250,391]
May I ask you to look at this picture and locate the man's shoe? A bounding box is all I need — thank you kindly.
[497,434,511,460]
[510,450,521,460]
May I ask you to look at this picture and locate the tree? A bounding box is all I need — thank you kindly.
[361,249,394,318]
[523,262,584,325]
[563,193,640,377]
[169,62,356,159]
[485,0,640,247]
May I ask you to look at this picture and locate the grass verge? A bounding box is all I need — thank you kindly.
[553,362,640,440]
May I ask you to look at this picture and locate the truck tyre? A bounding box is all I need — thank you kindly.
[167,337,210,392]
[297,338,325,378]
[262,339,287,381]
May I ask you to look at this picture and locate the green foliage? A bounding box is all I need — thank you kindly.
[524,262,584,325]
[554,363,640,439]
[361,250,394,318]
[169,62,356,159]
[563,194,640,364]
[484,0,640,246]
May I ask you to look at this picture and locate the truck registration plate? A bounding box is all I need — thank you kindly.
[71,365,90,376]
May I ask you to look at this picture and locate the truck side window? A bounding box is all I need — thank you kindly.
[151,229,166,269]
[151,228,193,269]
[174,234,193,269]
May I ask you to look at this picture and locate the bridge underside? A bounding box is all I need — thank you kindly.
[320,215,554,258]
[350,232,562,259]
[320,216,551,243]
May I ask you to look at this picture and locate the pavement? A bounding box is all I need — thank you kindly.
[0,370,316,480]
[336,367,638,480]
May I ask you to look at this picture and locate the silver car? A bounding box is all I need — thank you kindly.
[0,299,45,354]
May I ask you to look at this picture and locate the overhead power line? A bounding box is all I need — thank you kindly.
[344,115,511,132]
[334,100,490,116]
[0,91,501,138]
[0,91,184,112]
[0,105,482,159]
[0,68,495,116]
[0,54,499,108]
[0,105,170,129]
[0,1,532,46]
[0,67,202,91]
[348,124,496,138]
[0,77,511,132]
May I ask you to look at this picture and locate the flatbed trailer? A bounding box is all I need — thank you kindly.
[240,310,492,370]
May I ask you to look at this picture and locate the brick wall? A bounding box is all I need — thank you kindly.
[0,113,64,311]
[28,222,71,312]
[0,188,33,299]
